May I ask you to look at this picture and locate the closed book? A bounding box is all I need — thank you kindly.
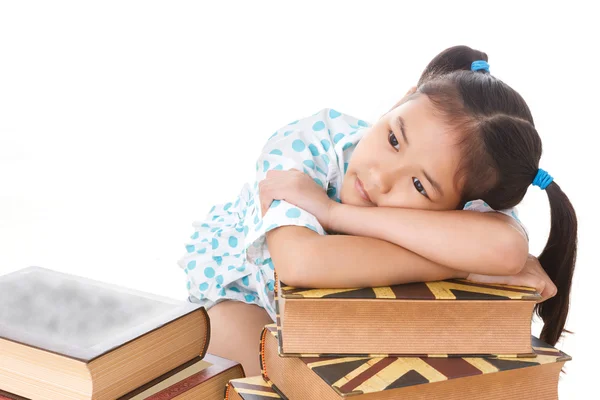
[0,267,210,400]
[225,376,282,400]
[0,353,244,400]
[275,274,540,357]
[260,324,570,400]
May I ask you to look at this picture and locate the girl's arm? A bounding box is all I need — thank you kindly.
[266,226,468,288]
[328,203,529,276]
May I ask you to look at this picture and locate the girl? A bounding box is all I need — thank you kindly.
[178,45,576,376]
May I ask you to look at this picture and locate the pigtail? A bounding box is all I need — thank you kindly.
[536,181,578,346]
[417,45,489,86]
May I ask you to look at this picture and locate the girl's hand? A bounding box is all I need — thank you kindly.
[258,169,337,231]
[466,254,557,303]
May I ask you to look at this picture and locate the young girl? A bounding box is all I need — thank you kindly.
[178,45,577,376]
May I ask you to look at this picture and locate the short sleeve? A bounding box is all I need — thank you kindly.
[462,199,529,241]
[243,109,350,263]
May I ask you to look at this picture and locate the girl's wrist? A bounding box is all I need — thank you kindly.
[326,201,345,233]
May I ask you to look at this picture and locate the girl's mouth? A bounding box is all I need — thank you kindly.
[355,176,372,203]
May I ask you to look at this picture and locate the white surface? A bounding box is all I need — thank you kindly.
[0,1,596,397]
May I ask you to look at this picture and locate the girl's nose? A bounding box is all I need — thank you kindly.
[368,166,394,195]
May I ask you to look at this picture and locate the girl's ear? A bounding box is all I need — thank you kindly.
[383,86,418,116]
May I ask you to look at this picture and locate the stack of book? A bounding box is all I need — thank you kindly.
[0,266,244,400]
[226,272,571,399]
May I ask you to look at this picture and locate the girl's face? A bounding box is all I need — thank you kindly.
[341,93,463,211]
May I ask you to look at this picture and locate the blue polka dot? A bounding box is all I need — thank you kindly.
[274,164,283,170]
[271,200,281,208]
[321,154,330,164]
[344,163,349,174]
[349,130,357,135]
[312,121,326,131]
[212,215,220,221]
[244,294,255,302]
[210,227,220,232]
[235,198,240,207]
[230,286,241,293]
[256,272,261,281]
[284,130,293,136]
[204,267,215,278]
[187,260,196,270]
[191,232,199,239]
[313,178,323,187]
[308,144,320,156]
[199,293,205,299]
[269,131,278,139]
[292,139,306,152]
[333,133,345,144]
[464,201,473,208]
[228,265,235,270]
[254,214,259,224]
[266,259,275,270]
[236,266,246,272]
[210,205,216,213]
[263,160,270,172]
[286,208,301,218]
[212,256,223,265]
[242,276,249,286]
[229,236,238,247]
[211,238,219,250]
[186,244,195,253]
[321,139,331,151]
[303,160,315,169]
[316,166,327,176]
[327,186,337,198]
[243,226,249,236]
[267,280,275,291]
[223,202,232,211]
[199,282,209,291]
[255,220,263,231]
[358,120,369,127]
[219,288,226,296]
[256,162,259,171]
[201,223,210,228]
[305,224,318,233]
[196,247,206,255]
[270,149,283,156]
[483,201,489,207]
[329,109,341,119]
[216,275,224,285]
[187,281,191,290]
[342,142,352,151]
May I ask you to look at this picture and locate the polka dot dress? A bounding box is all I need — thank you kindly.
[177,108,527,322]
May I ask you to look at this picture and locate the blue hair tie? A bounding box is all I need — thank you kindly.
[532,168,553,190]
[471,60,490,73]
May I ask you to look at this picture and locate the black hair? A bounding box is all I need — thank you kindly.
[412,45,577,347]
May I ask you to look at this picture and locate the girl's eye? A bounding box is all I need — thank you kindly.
[388,131,400,150]
[413,177,429,198]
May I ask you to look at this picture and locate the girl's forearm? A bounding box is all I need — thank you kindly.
[329,203,528,276]
[266,226,468,289]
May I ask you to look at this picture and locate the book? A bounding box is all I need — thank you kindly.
[275,274,541,357]
[0,266,210,400]
[260,324,571,400]
[0,353,245,400]
[225,376,282,400]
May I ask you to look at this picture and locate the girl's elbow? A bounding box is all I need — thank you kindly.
[501,229,529,275]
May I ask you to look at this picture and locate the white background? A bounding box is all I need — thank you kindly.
[0,1,597,398]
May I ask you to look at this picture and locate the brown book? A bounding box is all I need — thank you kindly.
[260,324,571,400]
[0,353,244,400]
[275,273,540,357]
[0,267,210,400]
[225,376,281,400]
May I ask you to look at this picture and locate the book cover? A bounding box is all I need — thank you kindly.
[260,324,570,398]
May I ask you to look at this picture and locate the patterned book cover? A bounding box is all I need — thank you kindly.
[260,324,570,398]
[274,273,540,358]
[225,376,285,400]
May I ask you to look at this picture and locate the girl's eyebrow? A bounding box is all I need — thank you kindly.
[396,115,444,198]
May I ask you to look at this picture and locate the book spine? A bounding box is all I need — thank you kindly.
[259,326,269,383]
